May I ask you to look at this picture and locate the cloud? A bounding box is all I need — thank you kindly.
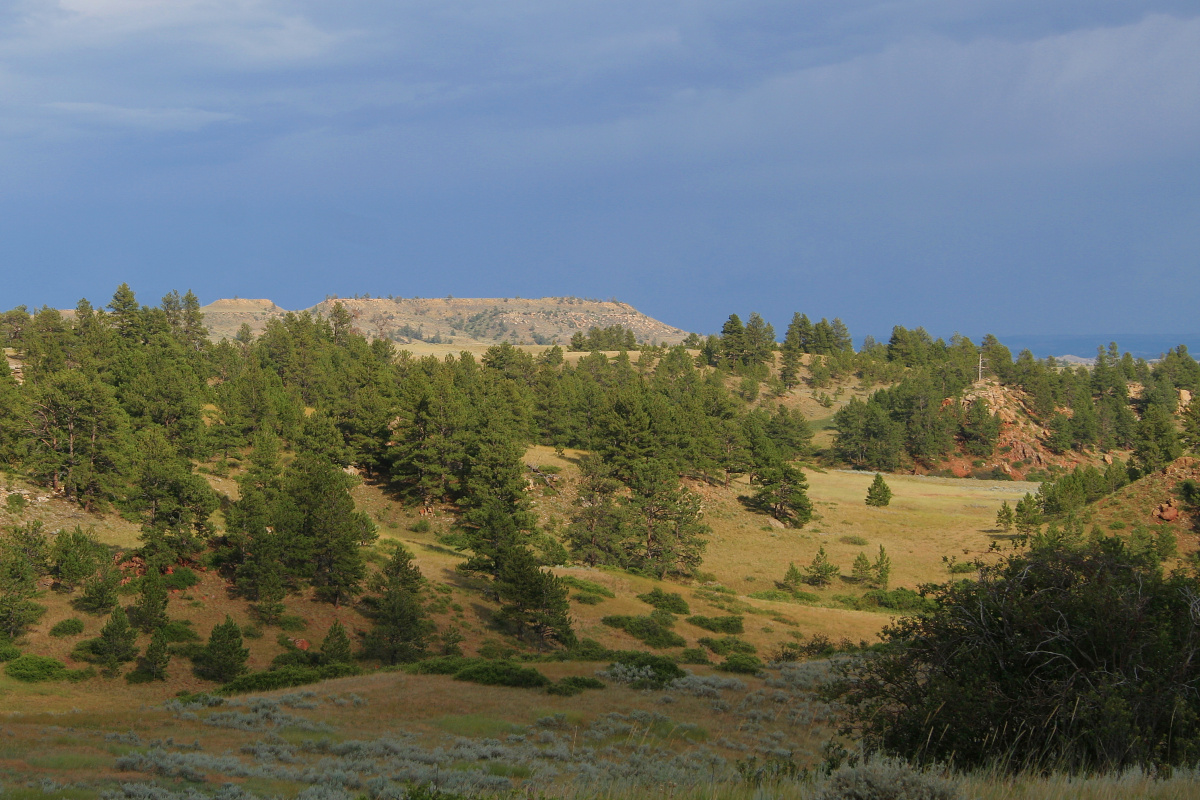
[45,101,239,131]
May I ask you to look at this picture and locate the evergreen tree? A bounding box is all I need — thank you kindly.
[804,546,838,587]
[493,545,575,648]
[361,546,433,665]
[872,545,891,590]
[74,562,120,614]
[142,627,171,681]
[194,615,248,683]
[995,501,1015,532]
[50,526,105,592]
[961,399,1001,457]
[719,314,746,368]
[134,568,169,632]
[752,463,813,527]
[783,562,803,588]
[1014,493,1042,536]
[93,607,138,673]
[1132,403,1182,476]
[852,552,873,583]
[319,620,354,665]
[865,474,892,507]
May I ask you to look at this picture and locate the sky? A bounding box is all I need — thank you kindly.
[0,1,1198,342]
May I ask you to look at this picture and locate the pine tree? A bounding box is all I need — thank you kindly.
[493,545,575,649]
[74,563,120,614]
[804,546,838,587]
[94,607,138,674]
[852,552,873,583]
[319,620,354,665]
[783,562,803,588]
[361,547,433,665]
[872,545,891,590]
[1014,493,1042,536]
[996,501,1015,532]
[142,627,171,681]
[865,474,892,507]
[194,615,248,683]
[752,463,814,527]
[134,568,169,632]
[50,526,104,592]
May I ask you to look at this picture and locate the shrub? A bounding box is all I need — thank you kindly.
[815,758,960,800]
[408,519,431,533]
[750,588,819,604]
[698,636,756,655]
[717,653,763,674]
[678,648,712,665]
[601,615,686,648]
[605,651,684,688]
[637,588,690,615]
[49,618,85,637]
[563,638,615,662]
[546,675,605,696]
[839,535,869,546]
[558,576,615,598]
[159,620,200,643]
[0,642,21,661]
[5,654,69,682]
[163,567,200,591]
[453,660,550,688]
[406,655,479,675]
[278,615,307,632]
[830,534,1200,771]
[687,615,744,634]
[218,664,362,695]
[572,592,603,605]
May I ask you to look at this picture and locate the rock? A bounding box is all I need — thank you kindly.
[1161,507,1179,522]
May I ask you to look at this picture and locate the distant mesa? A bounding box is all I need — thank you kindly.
[200,296,690,348]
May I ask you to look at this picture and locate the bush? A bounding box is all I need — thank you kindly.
[558,576,615,598]
[572,592,604,605]
[815,758,960,800]
[406,655,479,675]
[698,636,756,655]
[606,651,684,688]
[546,675,605,696]
[453,661,550,688]
[0,642,21,661]
[5,654,69,682]
[750,588,819,604]
[49,618,85,637]
[687,615,744,634]
[408,519,431,533]
[717,653,763,674]
[678,647,712,665]
[637,588,690,615]
[830,534,1200,771]
[162,567,200,591]
[218,664,362,695]
[601,615,686,648]
[563,638,615,662]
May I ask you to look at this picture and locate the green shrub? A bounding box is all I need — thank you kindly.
[839,535,869,546]
[406,655,479,675]
[49,618,85,637]
[408,519,432,533]
[563,638,615,662]
[218,664,362,695]
[678,647,712,665]
[698,636,756,655]
[860,588,936,613]
[0,642,21,661]
[162,567,200,591]
[608,652,685,687]
[601,615,686,648]
[546,675,605,696]
[687,615,744,634]
[159,619,200,643]
[572,592,604,605]
[717,653,764,674]
[637,587,690,615]
[558,576,615,598]
[5,654,70,682]
[453,661,550,688]
[277,615,307,632]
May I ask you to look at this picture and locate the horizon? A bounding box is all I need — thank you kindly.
[0,3,1196,339]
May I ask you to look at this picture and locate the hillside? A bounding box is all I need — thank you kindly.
[201,296,691,347]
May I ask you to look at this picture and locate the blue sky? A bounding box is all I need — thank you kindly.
[0,1,1197,341]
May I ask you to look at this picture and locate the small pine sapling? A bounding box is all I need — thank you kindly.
[319,620,354,665]
[865,473,892,507]
[804,546,839,587]
[783,562,803,588]
[851,552,873,583]
[873,545,891,590]
[996,501,1015,532]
